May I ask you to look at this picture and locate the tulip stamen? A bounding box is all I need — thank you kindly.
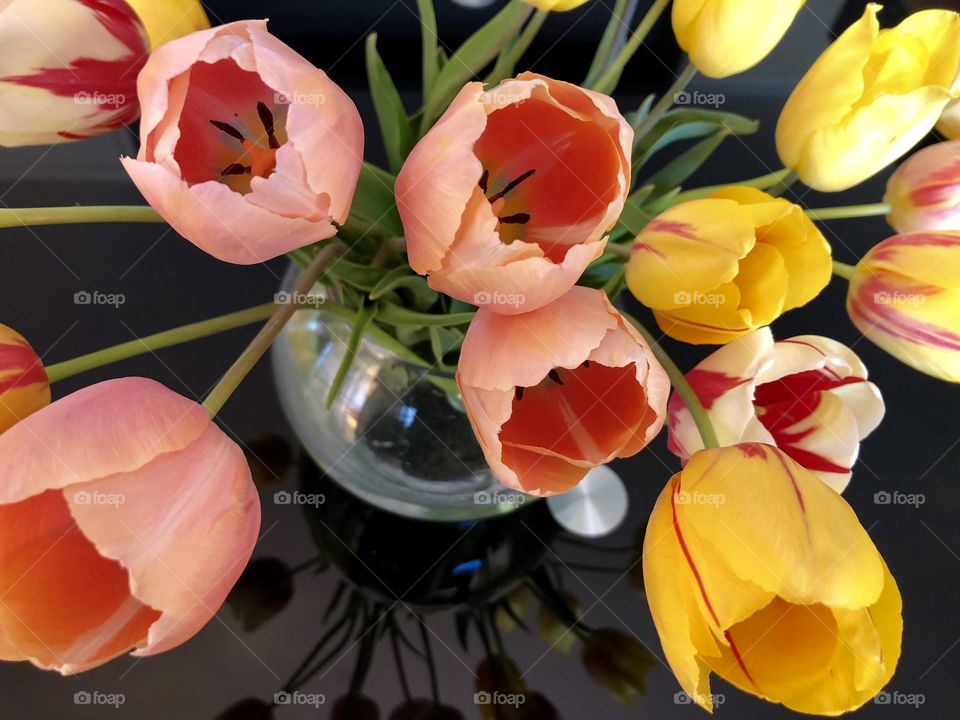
[487,168,536,203]
[209,119,246,142]
[256,101,281,149]
[479,169,489,193]
[514,386,524,402]
[220,163,251,177]
[499,213,531,225]
[548,369,564,385]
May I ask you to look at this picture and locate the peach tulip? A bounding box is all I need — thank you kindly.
[457,286,669,495]
[396,73,631,315]
[0,0,149,146]
[668,328,884,492]
[846,231,960,382]
[0,377,259,673]
[0,324,50,433]
[121,20,364,265]
[885,141,960,233]
[644,443,902,714]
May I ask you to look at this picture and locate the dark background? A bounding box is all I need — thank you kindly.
[1,1,959,718]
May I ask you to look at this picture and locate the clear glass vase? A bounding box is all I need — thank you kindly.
[271,265,529,520]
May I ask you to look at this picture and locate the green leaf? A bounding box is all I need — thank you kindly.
[365,34,415,174]
[615,200,653,238]
[326,259,391,291]
[326,303,378,408]
[377,301,475,327]
[428,326,464,371]
[584,0,633,87]
[644,130,729,194]
[350,162,403,236]
[417,0,439,94]
[633,109,758,169]
[627,94,657,128]
[420,0,531,132]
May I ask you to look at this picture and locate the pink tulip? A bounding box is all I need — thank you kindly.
[396,74,632,315]
[457,287,669,495]
[885,141,960,233]
[121,20,363,264]
[0,0,148,146]
[0,378,259,673]
[668,328,884,492]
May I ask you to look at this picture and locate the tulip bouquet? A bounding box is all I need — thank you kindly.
[2,0,960,715]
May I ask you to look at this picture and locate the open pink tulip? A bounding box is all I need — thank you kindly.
[121,20,363,264]
[457,287,669,495]
[668,328,884,492]
[0,0,148,146]
[396,73,632,315]
[0,377,259,673]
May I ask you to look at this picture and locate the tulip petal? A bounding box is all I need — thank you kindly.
[0,378,210,505]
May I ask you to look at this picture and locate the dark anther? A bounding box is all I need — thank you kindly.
[499,213,531,225]
[514,386,524,402]
[582,360,591,368]
[210,119,245,142]
[256,101,280,149]
[548,369,564,385]
[220,163,251,176]
[479,169,489,193]
[488,169,536,203]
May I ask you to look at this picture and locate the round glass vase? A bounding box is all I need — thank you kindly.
[271,265,529,521]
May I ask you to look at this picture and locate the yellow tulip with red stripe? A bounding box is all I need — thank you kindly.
[644,442,902,714]
[776,4,960,192]
[847,231,960,382]
[672,0,805,78]
[0,324,50,433]
[0,0,208,147]
[884,141,960,233]
[626,186,832,345]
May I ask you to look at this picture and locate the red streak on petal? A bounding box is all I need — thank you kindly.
[685,369,751,410]
[851,276,960,351]
[630,240,666,257]
[0,342,48,394]
[723,629,759,688]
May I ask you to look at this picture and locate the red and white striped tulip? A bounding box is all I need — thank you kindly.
[885,141,960,233]
[847,231,960,383]
[668,328,884,492]
[0,378,259,673]
[0,324,49,433]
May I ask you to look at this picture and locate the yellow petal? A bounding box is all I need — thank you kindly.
[125,0,211,48]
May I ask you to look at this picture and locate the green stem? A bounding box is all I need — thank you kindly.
[0,205,164,229]
[832,260,856,281]
[45,303,278,383]
[486,9,549,84]
[604,242,632,259]
[202,243,345,417]
[591,0,674,95]
[584,0,634,87]
[627,316,719,449]
[630,61,698,140]
[671,168,794,203]
[805,203,890,222]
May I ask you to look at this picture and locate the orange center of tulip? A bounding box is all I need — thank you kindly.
[502,361,647,463]
[209,102,280,184]
[473,98,622,262]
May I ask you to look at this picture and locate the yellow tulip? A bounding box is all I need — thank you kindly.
[625,186,831,344]
[672,0,805,79]
[847,231,960,382]
[643,443,902,714]
[0,324,50,433]
[522,0,589,11]
[939,97,960,140]
[124,0,210,49]
[777,4,960,192]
